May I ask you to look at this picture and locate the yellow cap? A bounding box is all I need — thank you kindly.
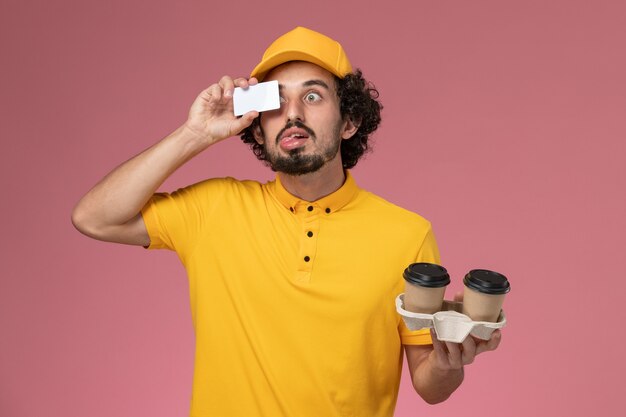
[250,27,353,81]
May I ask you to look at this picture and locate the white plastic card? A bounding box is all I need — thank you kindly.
[233,80,280,116]
[396,294,506,343]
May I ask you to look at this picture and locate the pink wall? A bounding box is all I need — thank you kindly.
[2,1,625,416]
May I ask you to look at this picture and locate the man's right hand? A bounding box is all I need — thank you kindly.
[183,76,260,147]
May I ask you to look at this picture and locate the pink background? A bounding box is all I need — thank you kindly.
[2,0,625,416]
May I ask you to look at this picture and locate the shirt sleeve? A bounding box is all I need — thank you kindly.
[140,179,219,256]
[399,224,441,345]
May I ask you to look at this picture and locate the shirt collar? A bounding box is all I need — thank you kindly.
[271,170,360,214]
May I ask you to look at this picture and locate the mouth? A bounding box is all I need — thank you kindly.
[279,127,311,151]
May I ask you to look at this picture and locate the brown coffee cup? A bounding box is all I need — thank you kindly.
[462,269,510,322]
[403,263,450,314]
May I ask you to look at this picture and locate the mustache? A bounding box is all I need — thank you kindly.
[275,121,316,144]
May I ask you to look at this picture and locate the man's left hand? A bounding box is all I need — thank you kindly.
[429,328,501,371]
[428,290,502,371]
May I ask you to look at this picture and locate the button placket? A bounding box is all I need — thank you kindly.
[294,203,320,283]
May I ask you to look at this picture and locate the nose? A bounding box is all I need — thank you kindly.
[284,98,305,123]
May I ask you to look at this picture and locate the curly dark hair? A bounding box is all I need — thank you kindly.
[239,69,382,169]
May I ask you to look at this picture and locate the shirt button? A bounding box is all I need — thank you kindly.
[307,231,313,237]
[325,208,331,214]
[307,206,313,212]
[289,207,294,212]
[304,256,310,262]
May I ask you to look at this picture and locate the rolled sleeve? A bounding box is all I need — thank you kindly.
[141,195,171,250]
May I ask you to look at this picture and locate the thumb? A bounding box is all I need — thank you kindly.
[230,111,259,136]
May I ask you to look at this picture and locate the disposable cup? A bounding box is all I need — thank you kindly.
[403,263,450,314]
[462,269,510,322]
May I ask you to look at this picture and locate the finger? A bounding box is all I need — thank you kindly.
[219,75,235,99]
[235,78,258,89]
[453,291,464,302]
[430,328,446,353]
[445,342,463,369]
[230,111,259,134]
[198,84,223,104]
[475,330,502,355]
[430,328,450,369]
[233,77,250,89]
[461,335,477,365]
[233,77,259,90]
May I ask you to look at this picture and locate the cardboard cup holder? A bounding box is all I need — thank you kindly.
[396,294,506,343]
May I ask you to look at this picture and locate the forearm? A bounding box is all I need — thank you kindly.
[72,76,258,242]
[72,124,207,232]
[412,356,464,405]
[407,322,502,405]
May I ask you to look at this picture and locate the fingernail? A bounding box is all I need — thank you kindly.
[224,90,233,97]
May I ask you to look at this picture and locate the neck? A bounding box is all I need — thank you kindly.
[278,157,346,202]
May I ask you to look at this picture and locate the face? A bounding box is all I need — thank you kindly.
[254,61,357,176]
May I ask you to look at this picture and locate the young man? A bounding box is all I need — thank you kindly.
[72,27,501,417]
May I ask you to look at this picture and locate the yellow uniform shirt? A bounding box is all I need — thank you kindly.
[141,171,440,417]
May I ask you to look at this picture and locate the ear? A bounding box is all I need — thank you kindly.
[252,120,264,145]
[341,117,360,140]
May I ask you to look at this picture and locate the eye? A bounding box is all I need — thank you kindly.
[279,95,287,104]
[304,92,322,103]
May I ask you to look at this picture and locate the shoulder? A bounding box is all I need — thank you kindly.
[154,177,267,213]
[355,189,433,231]
[178,177,265,198]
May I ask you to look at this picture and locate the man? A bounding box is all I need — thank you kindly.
[72,27,501,417]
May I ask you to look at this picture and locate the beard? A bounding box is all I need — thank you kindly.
[262,121,342,176]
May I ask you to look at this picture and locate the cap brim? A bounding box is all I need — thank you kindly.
[250,50,347,81]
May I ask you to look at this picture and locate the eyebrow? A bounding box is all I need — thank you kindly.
[303,79,330,90]
[278,79,331,91]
